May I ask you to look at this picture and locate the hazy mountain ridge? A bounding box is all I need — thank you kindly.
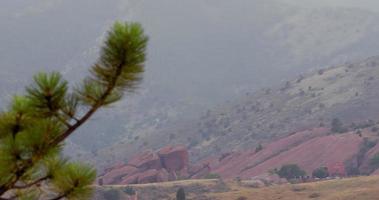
[89,2,379,162]
[96,55,379,169]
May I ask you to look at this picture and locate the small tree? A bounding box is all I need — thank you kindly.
[123,186,136,196]
[312,167,329,179]
[0,21,148,199]
[331,118,346,133]
[370,153,379,170]
[255,143,263,153]
[176,187,186,200]
[277,164,306,180]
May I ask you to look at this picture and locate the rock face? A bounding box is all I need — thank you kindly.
[99,145,207,185]
[100,127,379,185]
[158,146,189,172]
[203,127,379,179]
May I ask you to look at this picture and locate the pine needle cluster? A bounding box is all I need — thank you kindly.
[0,21,148,200]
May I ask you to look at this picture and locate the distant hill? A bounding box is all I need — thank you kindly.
[97,56,379,169]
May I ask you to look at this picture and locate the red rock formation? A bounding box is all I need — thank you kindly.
[158,145,189,172]
[100,127,379,185]
[100,145,191,185]
[102,165,138,184]
[239,133,362,177]
[128,150,162,171]
[210,128,330,178]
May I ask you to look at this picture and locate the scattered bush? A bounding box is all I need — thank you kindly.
[123,186,136,196]
[255,144,263,153]
[370,153,379,170]
[371,127,379,132]
[331,118,347,133]
[277,164,306,180]
[309,193,321,198]
[237,196,247,200]
[312,167,329,179]
[291,186,306,192]
[204,173,221,179]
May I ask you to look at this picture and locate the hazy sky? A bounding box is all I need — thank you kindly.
[281,0,379,12]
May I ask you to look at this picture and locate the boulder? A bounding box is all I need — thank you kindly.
[121,173,140,185]
[102,165,138,184]
[138,169,159,184]
[188,164,211,179]
[128,150,162,171]
[158,145,189,172]
[104,145,190,184]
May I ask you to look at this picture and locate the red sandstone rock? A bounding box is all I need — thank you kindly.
[158,145,189,172]
[239,133,362,177]
[102,165,138,184]
[103,145,190,184]
[138,169,160,184]
[128,150,162,171]
[101,127,375,185]
[188,163,211,179]
[211,128,330,178]
[121,172,140,185]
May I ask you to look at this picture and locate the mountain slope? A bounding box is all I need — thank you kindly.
[97,55,379,168]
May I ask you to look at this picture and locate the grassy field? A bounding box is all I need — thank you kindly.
[96,176,379,200]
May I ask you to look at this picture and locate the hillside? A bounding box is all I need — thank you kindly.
[97,55,379,169]
[94,176,379,200]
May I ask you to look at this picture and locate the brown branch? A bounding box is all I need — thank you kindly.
[50,61,125,147]
[13,176,49,189]
[54,114,72,128]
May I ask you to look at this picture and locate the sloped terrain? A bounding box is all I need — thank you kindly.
[100,126,379,186]
[98,55,379,170]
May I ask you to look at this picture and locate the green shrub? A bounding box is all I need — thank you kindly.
[123,186,136,196]
[255,144,263,153]
[370,153,379,170]
[204,173,221,179]
[331,118,347,133]
[277,164,306,180]
[312,167,329,179]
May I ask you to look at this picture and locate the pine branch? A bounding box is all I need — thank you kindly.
[53,113,72,128]
[50,59,125,147]
[13,176,49,189]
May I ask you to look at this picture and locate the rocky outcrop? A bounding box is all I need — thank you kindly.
[128,150,162,171]
[100,127,379,185]
[158,146,189,172]
[99,145,207,185]
[203,128,379,179]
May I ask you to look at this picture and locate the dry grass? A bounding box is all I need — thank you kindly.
[96,176,379,200]
[210,176,379,200]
